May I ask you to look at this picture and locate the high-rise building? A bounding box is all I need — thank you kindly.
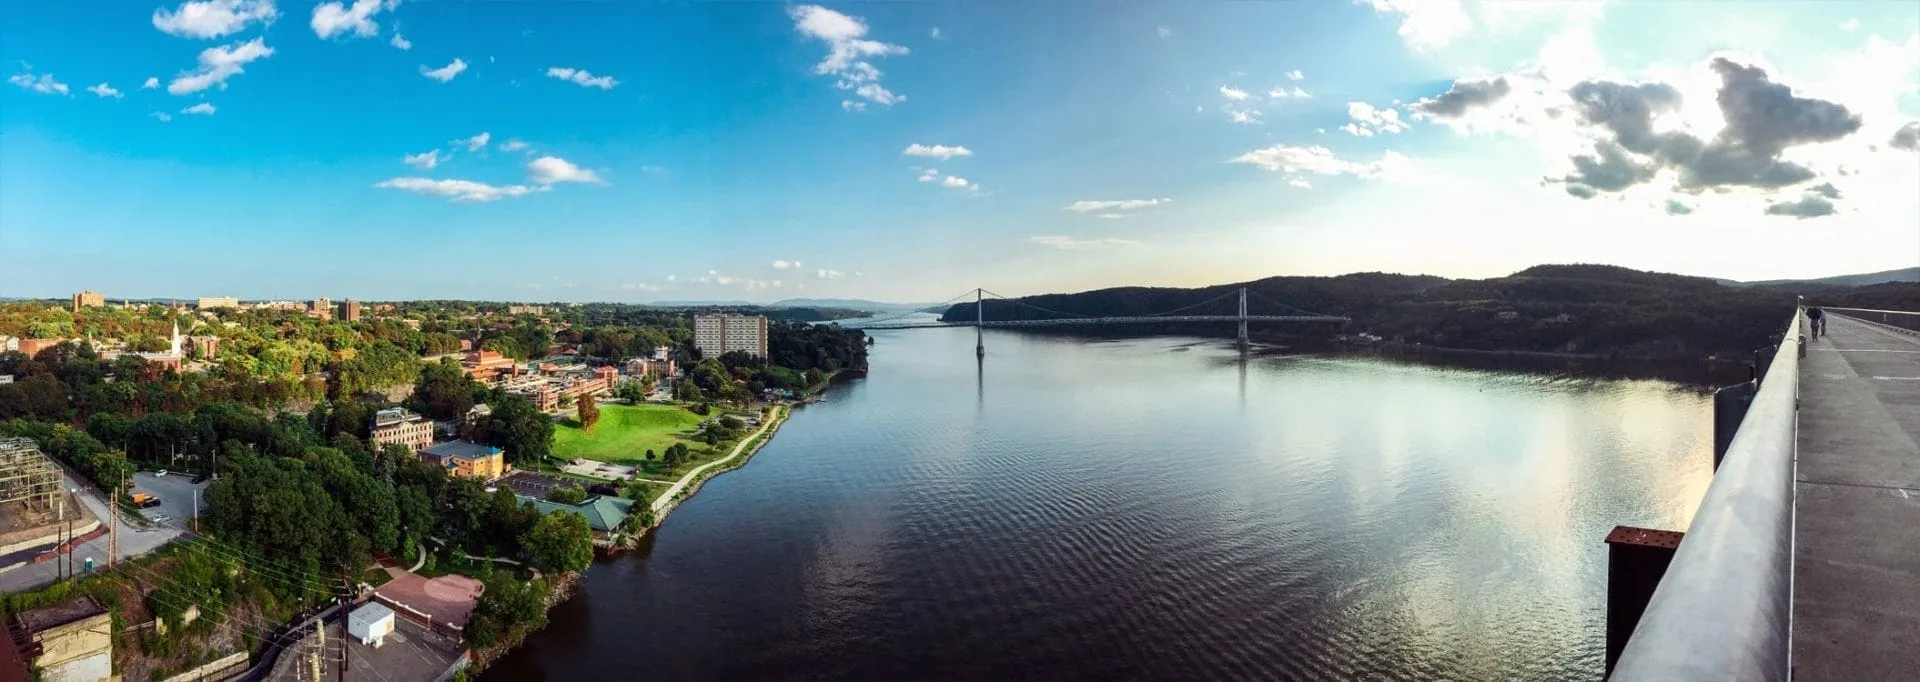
[196,296,239,310]
[71,291,104,313]
[693,314,769,358]
[308,297,332,320]
[339,299,362,322]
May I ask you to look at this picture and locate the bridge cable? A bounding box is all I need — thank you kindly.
[1143,289,1244,317]
[977,290,1098,319]
[1244,290,1336,318]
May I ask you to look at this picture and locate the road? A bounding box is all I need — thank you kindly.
[648,405,784,515]
[0,470,190,592]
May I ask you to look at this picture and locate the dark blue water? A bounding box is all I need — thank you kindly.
[485,328,1711,680]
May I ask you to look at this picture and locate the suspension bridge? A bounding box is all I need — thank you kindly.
[837,287,1349,355]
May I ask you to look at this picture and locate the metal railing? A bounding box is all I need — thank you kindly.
[1611,307,1802,681]
[1821,306,1920,334]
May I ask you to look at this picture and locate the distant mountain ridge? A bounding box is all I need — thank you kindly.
[1716,267,1920,288]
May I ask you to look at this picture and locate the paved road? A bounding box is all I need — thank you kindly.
[0,470,185,592]
[1792,314,1920,680]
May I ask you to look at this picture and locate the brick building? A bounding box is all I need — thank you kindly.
[370,408,434,454]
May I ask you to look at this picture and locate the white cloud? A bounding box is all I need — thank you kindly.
[421,58,467,82]
[499,138,530,153]
[1360,0,1471,52]
[1287,69,1305,81]
[940,175,975,190]
[376,177,534,202]
[903,143,973,160]
[1269,86,1312,99]
[150,112,173,122]
[152,0,277,39]
[665,274,677,282]
[180,102,216,115]
[1288,177,1313,189]
[917,168,939,182]
[772,260,801,270]
[815,269,845,279]
[168,37,273,94]
[456,132,490,151]
[1342,101,1409,136]
[930,26,942,39]
[1220,85,1251,101]
[1231,144,1414,180]
[142,77,159,89]
[86,83,123,99]
[527,156,602,185]
[9,72,70,96]
[1063,198,1172,213]
[1097,213,1124,219]
[311,0,393,40]
[1157,26,1173,39]
[402,149,442,170]
[1839,18,1859,32]
[790,5,909,110]
[1230,109,1263,124]
[389,32,411,50]
[1027,235,1143,250]
[546,67,618,90]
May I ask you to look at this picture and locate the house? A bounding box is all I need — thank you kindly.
[520,494,636,544]
[13,596,112,682]
[418,440,507,481]
[370,408,434,454]
[347,602,396,647]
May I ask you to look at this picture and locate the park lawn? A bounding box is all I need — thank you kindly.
[552,403,707,464]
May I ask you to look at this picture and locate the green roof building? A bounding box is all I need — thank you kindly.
[520,494,635,534]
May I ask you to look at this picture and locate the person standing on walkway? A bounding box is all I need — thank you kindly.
[1807,305,1826,339]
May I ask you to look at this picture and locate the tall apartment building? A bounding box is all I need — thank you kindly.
[693,314,769,358]
[196,297,239,310]
[71,291,104,313]
[308,298,333,320]
[339,299,362,322]
[370,407,434,454]
[507,305,544,315]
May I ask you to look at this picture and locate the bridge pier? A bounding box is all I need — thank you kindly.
[1236,287,1249,351]
[975,288,985,358]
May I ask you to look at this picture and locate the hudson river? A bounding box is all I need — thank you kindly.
[486,325,1713,680]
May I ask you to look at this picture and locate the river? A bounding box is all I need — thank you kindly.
[484,326,1713,681]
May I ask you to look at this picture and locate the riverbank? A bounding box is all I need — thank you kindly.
[640,402,791,534]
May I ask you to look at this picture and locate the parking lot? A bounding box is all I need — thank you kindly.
[130,471,209,530]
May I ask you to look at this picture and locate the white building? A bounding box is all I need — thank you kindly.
[347,602,395,647]
[693,314,768,358]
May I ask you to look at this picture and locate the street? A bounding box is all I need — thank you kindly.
[0,471,195,593]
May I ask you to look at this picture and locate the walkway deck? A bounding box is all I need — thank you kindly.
[1793,314,1920,680]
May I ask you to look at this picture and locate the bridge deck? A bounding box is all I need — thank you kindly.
[1793,314,1920,680]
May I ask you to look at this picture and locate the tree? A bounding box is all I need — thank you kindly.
[577,393,600,431]
[522,511,593,574]
[483,395,554,464]
[465,575,550,649]
[414,358,477,421]
[546,483,587,505]
[644,448,655,462]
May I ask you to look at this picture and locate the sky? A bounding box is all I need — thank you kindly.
[2,0,1917,304]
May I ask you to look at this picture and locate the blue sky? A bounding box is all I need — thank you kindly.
[3,1,1917,303]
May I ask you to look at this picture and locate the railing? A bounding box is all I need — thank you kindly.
[1821,306,1920,334]
[1610,307,1802,681]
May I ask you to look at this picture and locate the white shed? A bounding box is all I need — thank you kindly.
[347,602,396,647]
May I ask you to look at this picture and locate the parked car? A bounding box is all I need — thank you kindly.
[156,470,168,477]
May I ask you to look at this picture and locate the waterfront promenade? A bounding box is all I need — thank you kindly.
[1793,313,1920,679]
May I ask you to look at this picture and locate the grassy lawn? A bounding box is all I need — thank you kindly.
[361,567,393,588]
[551,403,708,464]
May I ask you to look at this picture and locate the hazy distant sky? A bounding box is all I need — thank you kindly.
[2,1,1916,303]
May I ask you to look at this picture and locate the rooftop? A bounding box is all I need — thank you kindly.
[373,407,424,428]
[419,440,503,461]
[14,596,106,633]
[521,494,635,532]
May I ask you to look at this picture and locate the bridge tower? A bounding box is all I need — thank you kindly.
[1237,287,1249,351]
[975,288,986,358]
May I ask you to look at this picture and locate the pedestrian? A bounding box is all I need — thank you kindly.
[1807,305,1826,339]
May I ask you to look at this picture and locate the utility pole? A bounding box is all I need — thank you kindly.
[110,470,120,568]
[975,288,985,358]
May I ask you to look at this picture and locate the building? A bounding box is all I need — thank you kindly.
[370,408,434,454]
[17,338,64,359]
[307,298,332,320]
[196,296,239,310]
[418,440,507,480]
[13,596,112,682]
[347,602,396,647]
[625,357,675,379]
[521,494,636,544]
[339,299,362,322]
[188,335,220,359]
[693,314,769,358]
[70,291,104,313]
[507,305,543,315]
[462,350,519,383]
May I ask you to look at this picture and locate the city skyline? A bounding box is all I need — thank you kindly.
[3,1,1918,303]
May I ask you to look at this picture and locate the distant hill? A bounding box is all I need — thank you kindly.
[772,298,935,313]
[1717,267,1920,288]
[939,263,1920,359]
[648,300,753,307]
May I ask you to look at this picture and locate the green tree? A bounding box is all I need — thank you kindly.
[577,393,599,431]
[546,483,587,505]
[465,575,550,649]
[414,358,477,421]
[522,511,593,574]
[482,395,553,464]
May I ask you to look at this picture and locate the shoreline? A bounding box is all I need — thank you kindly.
[641,402,792,531]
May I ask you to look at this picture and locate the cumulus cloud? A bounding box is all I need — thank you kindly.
[1231,144,1414,180]
[1229,109,1263,124]
[150,112,173,122]
[1097,213,1125,219]
[152,0,278,39]
[142,77,160,89]
[390,32,410,50]
[1839,18,1859,32]
[917,168,939,182]
[1891,122,1920,151]
[547,67,618,90]
[456,132,490,151]
[903,144,973,160]
[421,58,467,82]
[771,260,801,270]
[1268,86,1312,99]
[1220,85,1250,101]
[790,5,909,110]
[1806,182,1841,199]
[814,269,845,279]
[1028,236,1143,250]
[527,156,601,185]
[500,138,530,153]
[1342,101,1409,136]
[167,37,272,94]
[940,175,975,190]
[311,0,394,40]
[402,149,442,170]
[1360,0,1471,52]
[1287,69,1304,81]
[180,102,216,115]
[1288,178,1312,189]
[376,177,533,203]
[1063,198,1171,213]
[1411,77,1513,118]
[1765,195,1836,219]
[86,83,124,98]
[1664,199,1694,215]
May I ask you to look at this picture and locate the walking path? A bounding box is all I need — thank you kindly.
[1792,314,1920,680]
[649,405,785,515]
